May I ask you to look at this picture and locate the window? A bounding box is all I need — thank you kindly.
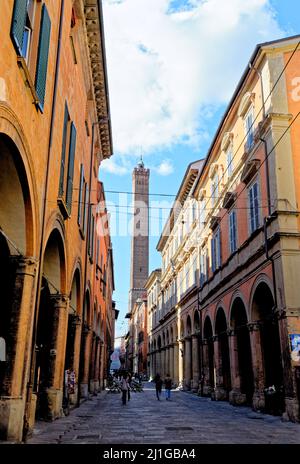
[199,199,205,227]
[211,227,221,273]
[58,103,77,216]
[78,164,85,228]
[11,0,35,59]
[249,180,260,233]
[229,210,237,253]
[200,248,207,286]
[211,172,219,207]
[192,202,197,223]
[227,147,233,177]
[245,107,254,150]
[192,253,197,284]
[88,214,95,261]
[11,1,51,109]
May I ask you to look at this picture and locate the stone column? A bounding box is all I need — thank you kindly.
[184,336,192,390]
[192,334,200,392]
[202,340,212,396]
[80,325,92,398]
[213,335,227,401]
[165,346,169,376]
[156,350,161,376]
[169,344,174,381]
[0,256,37,442]
[94,337,101,393]
[173,342,179,386]
[161,348,166,379]
[228,329,246,405]
[69,315,81,405]
[178,339,185,389]
[248,322,265,411]
[99,341,104,389]
[47,294,69,419]
[89,334,97,394]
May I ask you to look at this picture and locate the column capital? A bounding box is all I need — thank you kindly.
[192,332,200,339]
[185,335,192,341]
[49,293,69,309]
[227,328,235,337]
[247,322,261,332]
[274,308,287,320]
[212,335,219,342]
[10,255,38,276]
[83,323,92,334]
[72,315,82,326]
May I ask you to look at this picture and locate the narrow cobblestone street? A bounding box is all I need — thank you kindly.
[27,383,300,444]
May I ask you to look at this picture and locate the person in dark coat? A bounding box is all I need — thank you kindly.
[121,374,128,405]
[164,373,172,400]
[154,373,163,400]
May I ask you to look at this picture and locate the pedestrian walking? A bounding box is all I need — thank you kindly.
[154,373,163,401]
[121,374,128,405]
[127,372,132,402]
[164,373,172,401]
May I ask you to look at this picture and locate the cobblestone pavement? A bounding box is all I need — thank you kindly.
[27,383,300,444]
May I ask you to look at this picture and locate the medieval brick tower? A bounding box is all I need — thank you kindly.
[129,159,150,313]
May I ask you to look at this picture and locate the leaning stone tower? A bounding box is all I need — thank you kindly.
[128,158,150,313]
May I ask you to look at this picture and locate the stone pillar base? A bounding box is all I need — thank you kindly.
[89,380,95,394]
[80,383,89,398]
[214,387,228,401]
[191,381,200,393]
[229,389,247,405]
[69,386,78,405]
[94,381,100,393]
[46,388,63,420]
[283,397,300,423]
[203,385,213,397]
[184,381,191,391]
[0,397,25,442]
[252,391,265,411]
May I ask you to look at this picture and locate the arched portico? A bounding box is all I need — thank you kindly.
[34,228,68,421]
[0,133,37,441]
[251,281,284,415]
[215,308,231,400]
[229,297,253,405]
[203,316,215,396]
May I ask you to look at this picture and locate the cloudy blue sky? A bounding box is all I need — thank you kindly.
[99,0,300,337]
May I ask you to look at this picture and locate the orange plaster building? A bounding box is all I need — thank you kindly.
[0,0,116,441]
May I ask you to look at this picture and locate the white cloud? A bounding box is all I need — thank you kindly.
[100,158,129,175]
[154,159,175,176]
[103,0,285,156]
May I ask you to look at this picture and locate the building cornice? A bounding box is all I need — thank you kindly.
[84,0,113,159]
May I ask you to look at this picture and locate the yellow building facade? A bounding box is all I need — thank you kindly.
[148,35,300,422]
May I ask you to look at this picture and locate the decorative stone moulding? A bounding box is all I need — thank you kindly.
[238,92,255,118]
[209,162,219,179]
[241,159,260,184]
[198,188,206,201]
[221,131,234,152]
[222,191,236,210]
[210,215,221,231]
[84,0,112,159]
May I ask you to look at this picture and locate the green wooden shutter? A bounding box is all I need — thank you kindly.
[84,186,89,236]
[78,164,84,226]
[11,0,27,55]
[66,122,77,214]
[59,104,69,197]
[35,4,51,108]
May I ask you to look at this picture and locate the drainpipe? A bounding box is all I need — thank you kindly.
[23,0,65,441]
